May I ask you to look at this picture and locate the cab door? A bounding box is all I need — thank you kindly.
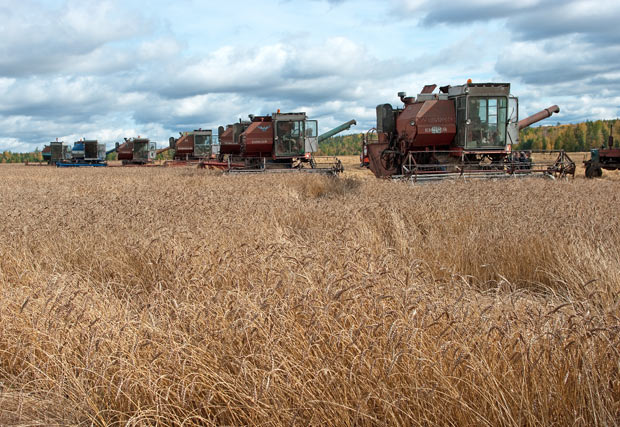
[506,96,519,147]
[305,120,318,154]
[275,120,305,157]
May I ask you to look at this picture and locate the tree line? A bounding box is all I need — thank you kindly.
[317,133,364,156]
[1,149,44,163]
[517,119,619,152]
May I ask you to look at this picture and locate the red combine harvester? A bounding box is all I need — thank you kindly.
[211,112,356,174]
[584,124,620,178]
[363,82,575,181]
[114,137,157,165]
[162,129,220,166]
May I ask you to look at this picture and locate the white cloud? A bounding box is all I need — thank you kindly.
[0,0,148,77]
[1,0,620,151]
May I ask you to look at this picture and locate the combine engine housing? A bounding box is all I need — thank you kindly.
[218,121,251,156]
[241,115,274,157]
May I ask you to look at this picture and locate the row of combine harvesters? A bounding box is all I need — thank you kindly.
[34,80,617,179]
[36,111,357,175]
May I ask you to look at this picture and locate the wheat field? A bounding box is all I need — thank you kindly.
[0,159,618,425]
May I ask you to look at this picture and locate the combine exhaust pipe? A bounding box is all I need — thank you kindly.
[518,105,560,130]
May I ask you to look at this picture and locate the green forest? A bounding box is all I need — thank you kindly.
[1,119,618,162]
[517,119,619,151]
[318,133,364,156]
[0,149,45,163]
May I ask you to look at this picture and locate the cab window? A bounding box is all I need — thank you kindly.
[275,121,305,156]
[467,97,507,148]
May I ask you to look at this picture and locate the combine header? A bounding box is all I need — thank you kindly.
[207,113,355,175]
[363,82,575,181]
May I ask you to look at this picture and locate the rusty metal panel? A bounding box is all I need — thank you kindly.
[273,112,307,122]
[467,83,510,97]
[421,84,437,94]
[396,99,456,148]
[175,134,194,158]
[117,141,134,160]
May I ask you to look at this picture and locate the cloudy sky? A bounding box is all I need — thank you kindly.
[1,0,619,151]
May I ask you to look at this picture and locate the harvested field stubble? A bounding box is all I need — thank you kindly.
[0,164,619,425]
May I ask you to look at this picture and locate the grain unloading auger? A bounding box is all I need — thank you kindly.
[204,113,355,175]
[362,82,575,182]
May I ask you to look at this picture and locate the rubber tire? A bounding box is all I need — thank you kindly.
[586,164,603,178]
[594,166,603,178]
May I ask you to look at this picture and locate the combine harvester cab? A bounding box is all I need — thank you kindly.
[211,112,355,175]
[56,140,107,167]
[363,81,575,181]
